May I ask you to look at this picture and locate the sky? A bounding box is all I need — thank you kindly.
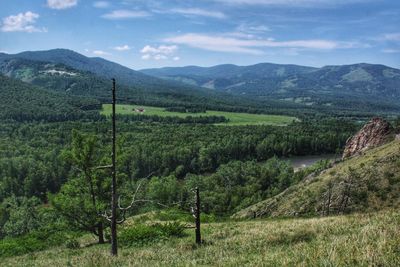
[0,0,399,70]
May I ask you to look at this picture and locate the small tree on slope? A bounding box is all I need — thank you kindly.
[50,130,110,244]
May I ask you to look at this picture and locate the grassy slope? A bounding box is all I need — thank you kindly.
[234,140,400,219]
[3,210,400,266]
[101,104,297,126]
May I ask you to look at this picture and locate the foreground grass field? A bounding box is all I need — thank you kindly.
[101,104,297,126]
[4,210,400,266]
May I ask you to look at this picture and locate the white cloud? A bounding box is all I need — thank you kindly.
[224,23,271,39]
[154,54,167,60]
[212,0,372,7]
[169,8,227,19]
[93,50,111,56]
[47,0,78,10]
[382,33,400,41]
[236,23,271,33]
[382,49,400,53]
[113,45,131,51]
[141,54,151,60]
[93,1,110,8]
[173,56,180,61]
[140,45,178,60]
[101,10,150,19]
[141,45,178,54]
[1,11,46,33]
[165,34,264,54]
[164,33,357,55]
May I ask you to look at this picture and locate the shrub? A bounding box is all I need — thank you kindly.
[0,227,79,258]
[158,221,186,237]
[65,238,80,249]
[119,222,186,247]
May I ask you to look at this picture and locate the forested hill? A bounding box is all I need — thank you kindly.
[141,63,316,80]
[0,74,101,122]
[0,49,152,87]
[0,52,313,116]
[141,62,400,112]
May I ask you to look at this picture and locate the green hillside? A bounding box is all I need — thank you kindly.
[234,139,400,219]
[2,210,399,266]
[0,75,100,122]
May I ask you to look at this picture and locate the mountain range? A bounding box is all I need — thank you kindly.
[0,49,290,114]
[142,62,400,112]
[1,49,400,117]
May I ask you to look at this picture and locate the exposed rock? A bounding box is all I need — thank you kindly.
[343,117,393,158]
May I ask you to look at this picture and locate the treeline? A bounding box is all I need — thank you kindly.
[164,106,206,113]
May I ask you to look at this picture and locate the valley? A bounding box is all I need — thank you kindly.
[0,50,399,266]
[2,0,400,264]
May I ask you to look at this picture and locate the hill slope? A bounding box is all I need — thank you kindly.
[3,211,399,266]
[142,63,400,112]
[234,139,400,219]
[0,49,154,87]
[0,74,100,121]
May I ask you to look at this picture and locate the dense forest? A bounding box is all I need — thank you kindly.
[0,75,102,122]
[0,117,358,248]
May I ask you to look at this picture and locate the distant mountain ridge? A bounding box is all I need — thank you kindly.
[1,50,310,115]
[2,49,400,115]
[0,49,151,86]
[142,63,316,80]
[141,62,400,111]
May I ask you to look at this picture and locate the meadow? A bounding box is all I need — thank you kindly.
[3,210,399,266]
[101,104,297,126]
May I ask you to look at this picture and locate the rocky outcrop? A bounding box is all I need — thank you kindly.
[343,117,393,158]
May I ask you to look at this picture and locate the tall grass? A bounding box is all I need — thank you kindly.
[3,210,399,266]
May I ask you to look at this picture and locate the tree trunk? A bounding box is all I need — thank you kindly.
[98,222,105,244]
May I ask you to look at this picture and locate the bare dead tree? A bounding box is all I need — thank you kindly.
[190,187,202,245]
[101,177,169,225]
[338,170,356,214]
[322,181,334,216]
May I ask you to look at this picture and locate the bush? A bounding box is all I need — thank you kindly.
[0,236,46,258]
[119,222,186,247]
[158,221,186,237]
[0,227,79,258]
[154,208,218,223]
[65,238,80,249]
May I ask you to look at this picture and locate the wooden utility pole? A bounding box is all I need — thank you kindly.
[195,187,201,244]
[111,78,118,256]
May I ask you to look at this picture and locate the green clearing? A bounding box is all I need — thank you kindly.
[101,104,297,126]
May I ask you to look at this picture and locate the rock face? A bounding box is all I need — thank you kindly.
[343,117,393,158]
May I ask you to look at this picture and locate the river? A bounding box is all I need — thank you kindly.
[285,154,338,171]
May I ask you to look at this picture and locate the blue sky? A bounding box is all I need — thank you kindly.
[0,0,399,69]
